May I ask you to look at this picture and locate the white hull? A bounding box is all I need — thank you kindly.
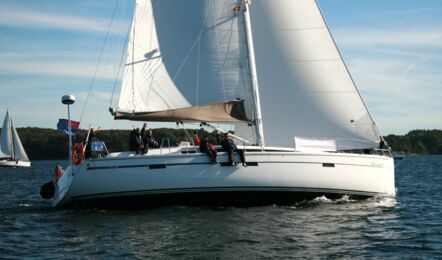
[51,147,395,208]
[0,159,31,168]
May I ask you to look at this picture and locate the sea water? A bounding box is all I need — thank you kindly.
[0,156,441,258]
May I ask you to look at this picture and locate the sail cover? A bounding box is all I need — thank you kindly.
[0,111,29,161]
[116,99,249,122]
[248,0,381,149]
[116,0,255,123]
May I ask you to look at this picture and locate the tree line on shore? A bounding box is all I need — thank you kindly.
[3,128,442,160]
[383,130,442,155]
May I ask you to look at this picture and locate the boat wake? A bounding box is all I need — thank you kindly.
[285,194,397,209]
[366,195,397,207]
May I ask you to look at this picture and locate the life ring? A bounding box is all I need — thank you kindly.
[72,143,84,165]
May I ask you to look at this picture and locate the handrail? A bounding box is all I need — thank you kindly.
[374,148,392,157]
[160,138,171,155]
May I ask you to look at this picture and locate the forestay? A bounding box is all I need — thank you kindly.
[249,0,381,149]
[115,0,255,123]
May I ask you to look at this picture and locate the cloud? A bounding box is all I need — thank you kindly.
[330,25,442,134]
[345,56,442,134]
[0,60,120,80]
[349,57,441,100]
[0,51,100,59]
[362,7,442,16]
[75,90,113,103]
[0,7,128,34]
[335,29,442,49]
[0,51,123,80]
[377,114,442,135]
[0,82,125,129]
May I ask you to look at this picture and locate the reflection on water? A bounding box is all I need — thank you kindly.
[0,157,441,258]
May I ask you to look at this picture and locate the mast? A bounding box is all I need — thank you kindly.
[10,116,15,160]
[242,0,265,149]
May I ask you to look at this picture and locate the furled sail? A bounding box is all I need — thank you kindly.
[116,99,249,122]
[249,0,381,149]
[0,111,29,161]
[115,0,255,123]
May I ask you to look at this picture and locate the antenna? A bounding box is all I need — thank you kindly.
[61,95,76,172]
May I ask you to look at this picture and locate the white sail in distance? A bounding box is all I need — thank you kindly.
[11,122,29,161]
[249,0,381,149]
[0,111,14,157]
[115,0,255,123]
[0,111,29,161]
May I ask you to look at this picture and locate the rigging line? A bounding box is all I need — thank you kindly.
[218,14,236,75]
[131,1,137,110]
[315,0,382,139]
[238,4,257,125]
[196,21,201,107]
[147,0,156,107]
[100,1,125,95]
[143,73,172,110]
[287,58,341,62]
[79,0,120,124]
[110,0,131,109]
[142,0,167,110]
[173,3,210,82]
[172,35,199,81]
[273,26,326,32]
[181,123,195,146]
[196,2,210,107]
[213,0,227,101]
[217,11,237,103]
[239,27,254,126]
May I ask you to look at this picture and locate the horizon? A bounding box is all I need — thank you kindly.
[0,0,441,135]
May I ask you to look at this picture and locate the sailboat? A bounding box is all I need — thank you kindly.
[0,110,31,168]
[47,0,395,208]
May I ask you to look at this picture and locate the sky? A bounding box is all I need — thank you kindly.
[0,0,441,135]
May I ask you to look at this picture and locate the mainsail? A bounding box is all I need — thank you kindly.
[115,0,382,150]
[0,111,29,161]
[249,0,381,149]
[115,0,256,123]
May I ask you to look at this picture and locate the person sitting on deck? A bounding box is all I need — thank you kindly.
[141,123,159,154]
[199,135,217,164]
[84,127,100,159]
[193,131,201,146]
[216,132,246,167]
[379,139,388,149]
[129,127,144,154]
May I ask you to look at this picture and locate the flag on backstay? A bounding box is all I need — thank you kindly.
[57,119,80,136]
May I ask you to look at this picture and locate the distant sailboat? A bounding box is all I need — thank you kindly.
[0,110,31,168]
[47,0,394,208]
